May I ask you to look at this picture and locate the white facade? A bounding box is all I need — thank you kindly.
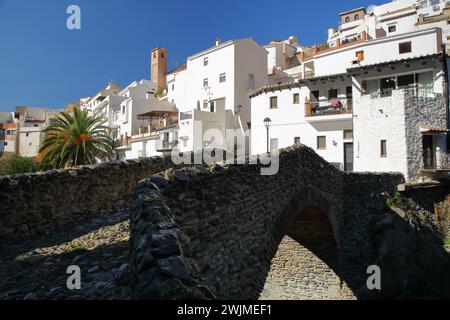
[315,28,442,77]
[250,83,353,170]
[162,38,268,154]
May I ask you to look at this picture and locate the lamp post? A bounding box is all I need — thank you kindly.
[264,117,272,155]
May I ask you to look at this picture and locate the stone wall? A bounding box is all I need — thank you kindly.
[0,155,193,238]
[404,91,446,180]
[130,145,431,300]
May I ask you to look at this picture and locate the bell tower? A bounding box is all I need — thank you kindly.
[151,47,167,89]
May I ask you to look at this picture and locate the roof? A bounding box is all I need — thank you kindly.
[347,53,442,73]
[420,126,449,133]
[339,7,366,16]
[249,80,300,98]
[298,72,351,84]
[166,64,187,75]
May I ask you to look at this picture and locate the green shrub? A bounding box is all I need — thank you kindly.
[386,190,401,209]
[0,154,40,175]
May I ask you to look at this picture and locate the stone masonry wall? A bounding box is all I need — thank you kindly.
[129,145,413,300]
[404,91,446,181]
[0,154,200,238]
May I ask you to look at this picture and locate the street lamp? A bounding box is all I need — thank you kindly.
[264,117,272,155]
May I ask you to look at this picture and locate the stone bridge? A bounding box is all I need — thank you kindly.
[128,146,450,300]
[1,145,449,300]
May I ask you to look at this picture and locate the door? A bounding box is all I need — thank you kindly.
[423,135,434,169]
[344,143,354,172]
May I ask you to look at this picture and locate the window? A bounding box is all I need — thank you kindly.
[270,96,278,109]
[311,90,320,101]
[399,42,412,54]
[364,79,379,97]
[356,50,364,62]
[388,25,397,33]
[204,57,209,66]
[34,124,38,127]
[26,133,29,137]
[161,53,164,58]
[203,100,209,109]
[346,86,352,96]
[380,77,396,96]
[220,73,226,83]
[29,142,32,146]
[248,74,255,89]
[380,140,387,158]
[4,141,7,146]
[343,130,353,140]
[122,106,125,115]
[345,17,351,23]
[203,78,209,88]
[328,88,338,99]
[418,71,434,97]
[398,74,415,89]
[153,52,156,59]
[172,84,175,91]
[294,137,301,145]
[317,136,326,150]
[354,14,359,20]
[293,93,300,104]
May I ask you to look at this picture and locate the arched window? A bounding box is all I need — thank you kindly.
[345,16,350,23]
[354,14,359,20]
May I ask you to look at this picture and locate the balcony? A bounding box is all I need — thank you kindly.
[114,136,131,149]
[156,140,179,153]
[305,98,353,121]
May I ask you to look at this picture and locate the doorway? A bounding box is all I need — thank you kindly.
[423,135,435,169]
[344,143,354,172]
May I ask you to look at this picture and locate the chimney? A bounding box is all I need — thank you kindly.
[150,47,167,90]
[215,38,222,46]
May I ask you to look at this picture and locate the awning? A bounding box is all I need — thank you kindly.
[298,72,351,85]
[347,53,442,74]
[420,126,449,134]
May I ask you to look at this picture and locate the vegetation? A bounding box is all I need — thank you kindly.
[0,154,37,175]
[154,85,167,98]
[319,41,330,51]
[386,190,401,209]
[39,108,112,168]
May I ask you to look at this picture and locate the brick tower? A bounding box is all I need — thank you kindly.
[151,47,167,89]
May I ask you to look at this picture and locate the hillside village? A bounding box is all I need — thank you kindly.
[2,0,450,182]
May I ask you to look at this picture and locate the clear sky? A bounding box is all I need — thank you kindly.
[0,0,379,112]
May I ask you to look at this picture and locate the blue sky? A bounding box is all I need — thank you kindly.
[0,0,378,112]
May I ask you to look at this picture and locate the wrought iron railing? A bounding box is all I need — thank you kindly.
[305,98,353,117]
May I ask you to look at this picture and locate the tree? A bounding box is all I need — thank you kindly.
[39,108,112,168]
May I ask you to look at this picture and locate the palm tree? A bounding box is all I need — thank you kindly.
[40,108,113,168]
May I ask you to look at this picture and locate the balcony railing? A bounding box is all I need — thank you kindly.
[114,136,131,148]
[423,149,450,171]
[157,140,178,152]
[305,98,353,117]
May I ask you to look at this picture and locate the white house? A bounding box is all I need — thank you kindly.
[251,22,449,179]
[111,79,176,160]
[159,38,268,155]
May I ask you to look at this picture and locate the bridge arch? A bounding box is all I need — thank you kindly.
[253,187,355,300]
